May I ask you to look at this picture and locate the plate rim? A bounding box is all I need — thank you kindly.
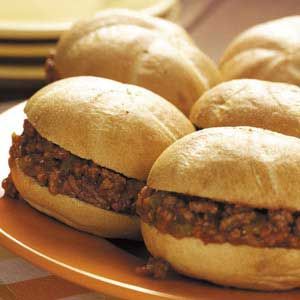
[0,206,179,300]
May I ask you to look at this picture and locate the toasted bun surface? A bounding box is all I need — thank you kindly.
[142,222,300,290]
[25,76,194,181]
[148,127,300,211]
[190,79,300,137]
[11,159,140,239]
[53,9,221,115]
[220,16,300,85]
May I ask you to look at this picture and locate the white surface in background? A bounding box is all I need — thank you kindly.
[0,102,26,197]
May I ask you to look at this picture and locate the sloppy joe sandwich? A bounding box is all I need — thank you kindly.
[190,79,300,137]
[2,76,194,240]
[137,127,300,290]
[220,16,300,85]
[46,9,221,115]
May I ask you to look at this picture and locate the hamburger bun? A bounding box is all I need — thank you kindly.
[25,76,194,181]
[142,0,180,21]
[148,127,300,211]
[48,9,221,115]
[11,159,140,239]
[15,76,194,239]
[141,222,300,291]
[220,16,300,85]
[142,127,300,289]
[190,79,300,137]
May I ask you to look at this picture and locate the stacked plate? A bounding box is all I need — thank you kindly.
[0,0,179,89]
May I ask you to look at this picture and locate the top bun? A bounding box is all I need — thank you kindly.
[220,16,300,85]
[190,79,300,137]
[148,127,300,210]
[51,9,221,115]
[25,76,194,180]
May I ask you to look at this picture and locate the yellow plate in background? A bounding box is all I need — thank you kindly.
[0,64,44,80]
[0,42,55,57]
[0,0,178,40]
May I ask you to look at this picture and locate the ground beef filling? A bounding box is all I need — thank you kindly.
[137,186,300,248]
[136,257,170,279]
[2,174,22,200]
[3,119,144,215]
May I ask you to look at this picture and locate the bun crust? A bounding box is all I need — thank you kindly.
[53,9,220,115]
[143,0,180,21]
[11,159,140,239]
[190,79,300,137]
[220,16,300,85]
[139,0,181,22]
[25,76,194,181]
[142,222,300,291]
[148,127,300,210]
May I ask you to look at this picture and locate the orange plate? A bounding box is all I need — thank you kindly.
[1,103,300,300]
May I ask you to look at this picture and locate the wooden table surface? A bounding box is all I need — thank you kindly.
[0,0,300,112]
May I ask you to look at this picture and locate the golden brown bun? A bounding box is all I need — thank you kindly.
[190,79,300,137]
[220,16,300,85]
[11,159,140,239]
[142,222,300,291]
[148,127,300,210]
[52,9,221,115]
[25,76,194,181]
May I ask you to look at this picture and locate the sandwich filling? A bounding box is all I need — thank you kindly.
[2,120,144,215]
[137,186,300,248]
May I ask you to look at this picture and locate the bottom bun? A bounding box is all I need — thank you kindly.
[11,159,141,239]
[141,222,300,291]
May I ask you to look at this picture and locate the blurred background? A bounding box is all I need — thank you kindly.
[0,0,299,103]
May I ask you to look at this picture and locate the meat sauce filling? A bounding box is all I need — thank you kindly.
[136,257,170,279]
[137,186,300,248]
[2,120,144,215]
